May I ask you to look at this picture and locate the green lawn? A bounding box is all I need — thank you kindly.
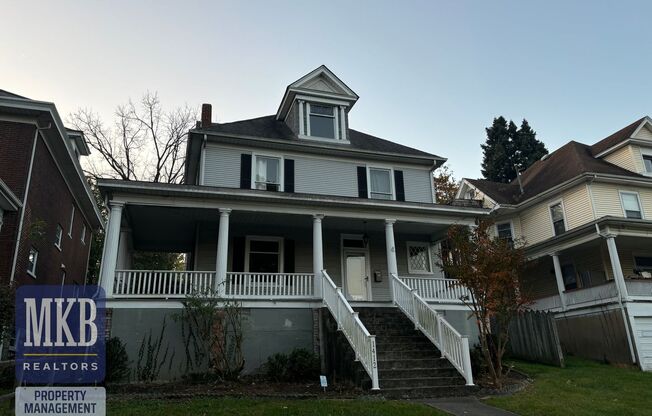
[108,397,446,416]
[487,357,652,416]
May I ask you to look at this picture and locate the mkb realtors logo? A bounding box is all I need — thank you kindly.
[15,285,106,415]
[16,285,106,385]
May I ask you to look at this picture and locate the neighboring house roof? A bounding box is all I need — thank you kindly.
[0,89,28,99]
[590,116,646,156]
[197,115,442,159]
[466,140,647,205]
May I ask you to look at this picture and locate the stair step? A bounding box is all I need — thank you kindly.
[378,367,459,379]
[377,350,442,360]
[380,385,477,399]
[380,376,466,389]
[378,358,451,369]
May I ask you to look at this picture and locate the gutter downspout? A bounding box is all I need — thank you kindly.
[10,128,40,282]
[595,224,637,364]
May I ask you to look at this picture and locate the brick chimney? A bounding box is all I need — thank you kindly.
[201,103,212,127]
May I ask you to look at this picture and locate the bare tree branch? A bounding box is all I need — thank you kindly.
[68,92,196,184]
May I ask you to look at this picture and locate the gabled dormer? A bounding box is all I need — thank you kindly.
[276,65,358,143]
[591,116,652,176]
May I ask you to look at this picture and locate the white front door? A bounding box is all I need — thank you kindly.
[344,251,369,301]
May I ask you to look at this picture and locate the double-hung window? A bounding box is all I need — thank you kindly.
[496,222,513,241]
[254,156,281,192]
[634,256,652,277]
[369,168,393,200]
[620,192,643,219]
[246,237,282,273]
[407,242,432,274]
[549,202,566,236]
[308,104,336,139]
[27,247,38,277]
[55,224,63,250]
[643,155,652,174]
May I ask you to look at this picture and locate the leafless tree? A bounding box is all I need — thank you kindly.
[69,92,196,183]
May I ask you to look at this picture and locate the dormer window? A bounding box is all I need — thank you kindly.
[308,104,336,139]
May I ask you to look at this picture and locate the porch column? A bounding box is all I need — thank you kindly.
[99,202,124,298]
[550,253,567,311]
[385,219,398,301]
[605,234,628,300]
[216,208,231,296]
[313,214,324,298]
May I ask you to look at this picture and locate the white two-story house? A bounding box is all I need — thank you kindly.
[458,117,652,372]
[97,66,486,395]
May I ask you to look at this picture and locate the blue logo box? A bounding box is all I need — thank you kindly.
[15,285,105,384]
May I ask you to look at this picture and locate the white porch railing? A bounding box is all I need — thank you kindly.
[112,270,316,299]
[391,274,473,386]
[625,279,652,298]
[399,277,470,303]
[113,270,216,298]
[322,270,379,390]
[564,281,619,306]
[225,272,315,298]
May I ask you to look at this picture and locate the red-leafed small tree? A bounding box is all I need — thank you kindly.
[439,220,529,388]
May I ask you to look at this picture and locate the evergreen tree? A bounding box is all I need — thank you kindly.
[481,117,548,183]
[480,117,511,183]
[512,119,548,172]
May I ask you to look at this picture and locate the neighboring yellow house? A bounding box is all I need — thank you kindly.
[458,116,652,371]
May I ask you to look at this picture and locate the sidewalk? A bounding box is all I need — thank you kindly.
[422,397,519,416]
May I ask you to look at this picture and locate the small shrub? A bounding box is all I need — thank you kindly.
[105,337,130,383]
[265,353,289,381]
[287,348,320,381]
[264,348,319,382]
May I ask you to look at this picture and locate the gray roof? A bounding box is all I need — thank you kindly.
[196,115,443,159]
[0,89,29,99]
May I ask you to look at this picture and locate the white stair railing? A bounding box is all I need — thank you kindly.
[321,270,380,390]
[391,273,474,386]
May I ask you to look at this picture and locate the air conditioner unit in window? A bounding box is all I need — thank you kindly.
[641,271,652,279]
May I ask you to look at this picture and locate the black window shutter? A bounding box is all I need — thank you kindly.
[357,166,368,198]
[394,170,405,201]
[240,154,252,189]
[284,159,295,193]
[284,239,295,274]
[232,236,246,272]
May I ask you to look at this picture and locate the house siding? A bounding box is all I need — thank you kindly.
[604,145,638,173]
[294,156,358,197]
[592,182,652,219]
[520,201,554,246]
[202,144,242,188]
[201,143,434,203]
[563,185,594,229]
[403,168,433,203]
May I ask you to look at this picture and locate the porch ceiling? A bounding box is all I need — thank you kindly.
[124,205,453,252]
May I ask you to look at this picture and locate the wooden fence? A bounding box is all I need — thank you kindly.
[508,311,565,367]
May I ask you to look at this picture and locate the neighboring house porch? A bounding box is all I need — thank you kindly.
[97,180,484,390]
[524,217,652,370]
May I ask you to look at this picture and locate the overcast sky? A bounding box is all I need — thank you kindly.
[3,0,652,180]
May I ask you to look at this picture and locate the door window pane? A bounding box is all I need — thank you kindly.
[369,168,392,199]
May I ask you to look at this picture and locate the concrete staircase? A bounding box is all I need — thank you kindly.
[356,307,477,398]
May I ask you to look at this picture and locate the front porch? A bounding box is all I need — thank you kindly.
[100,204,473,307]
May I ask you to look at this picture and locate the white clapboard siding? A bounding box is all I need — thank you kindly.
[403,168,434,203]
[202,145,243,188]
[294,156,358,197]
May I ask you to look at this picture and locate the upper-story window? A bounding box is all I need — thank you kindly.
[620,191,643,219]
[496,222,513,241]
[549,202,566,236]
[27,247,38,277]
[369,168,393,200]
[254,156,281,191]
[308,104,336,139]
[55,224,63,250]
[643,155,652,174]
